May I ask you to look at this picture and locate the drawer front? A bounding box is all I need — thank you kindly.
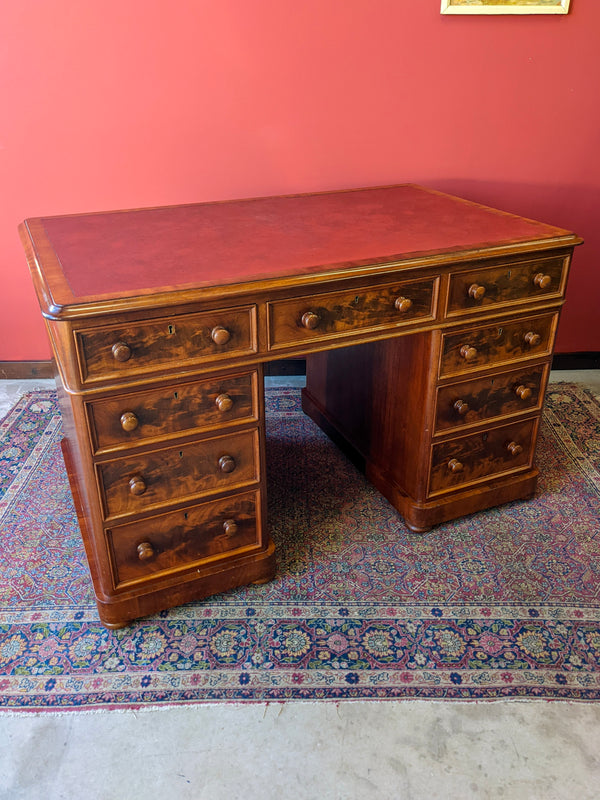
[446,255,568,317]
[97,429,260,520]
[434,364,547,433]
[429,419,537,497]
[76,306,257,384]
[267,278,437,350]
[87,371,259,454]
[439,313,557,379]
[107,490,262,587]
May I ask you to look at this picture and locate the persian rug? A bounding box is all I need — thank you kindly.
[0,383,599,711]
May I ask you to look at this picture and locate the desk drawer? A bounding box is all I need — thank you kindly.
[76,306,257,384]
[87,371,259,454]
[106,490,261,588]
[434,364,546,433]
[439,313,557,379]
[446,255,567,317]
[428,419,537,497]
[268,278,437,350]
[97,429,260,520]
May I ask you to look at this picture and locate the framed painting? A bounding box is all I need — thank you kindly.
[441,0,570,13]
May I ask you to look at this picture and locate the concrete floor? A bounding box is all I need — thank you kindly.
[2,701,600,800]
[1,371,600,800]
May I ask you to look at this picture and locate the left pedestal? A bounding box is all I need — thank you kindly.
[56,360,276,628]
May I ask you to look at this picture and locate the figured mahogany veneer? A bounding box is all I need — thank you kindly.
[19,184,582,626]
[97,428,259,520]
[267,277,438,350]
[428,418,537,496]
[77,305,258,386]
[107,490,262,588]
[87,370,259,454]
[439,312,557,378]
[434,364,547,432]
[446,254,568,317]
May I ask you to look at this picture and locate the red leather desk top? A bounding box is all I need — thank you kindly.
[25,184,575,312]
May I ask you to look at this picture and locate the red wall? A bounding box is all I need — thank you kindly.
[2,0,598,359]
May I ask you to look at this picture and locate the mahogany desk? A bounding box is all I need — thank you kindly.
[20,185,582,627]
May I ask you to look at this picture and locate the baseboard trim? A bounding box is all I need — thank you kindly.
[269,355,600,375]
[267,355,600,375]
[0,361,54,380]
[268,355,600,375]
[0,353,597,381]
[551,352,600,370]
[264,359,307,376]
[0,359,304,380]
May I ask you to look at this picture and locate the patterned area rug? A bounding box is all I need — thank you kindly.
[1,383,599,710]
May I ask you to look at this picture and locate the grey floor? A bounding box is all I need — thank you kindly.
[1,371,600,800]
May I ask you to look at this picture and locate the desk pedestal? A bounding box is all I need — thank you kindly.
[302,334,542,532]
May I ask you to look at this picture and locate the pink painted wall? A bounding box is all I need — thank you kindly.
[2,0,598,359]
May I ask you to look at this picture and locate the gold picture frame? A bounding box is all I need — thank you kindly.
[441,0,570,13]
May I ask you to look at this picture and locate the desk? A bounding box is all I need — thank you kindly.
[20,185,582,627]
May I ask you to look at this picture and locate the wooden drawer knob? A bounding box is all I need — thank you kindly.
[524,331,541,347]
[112,342,132,362]
[211,326,231,345]
[506,441,523,457]
[447,458,464,474]
[218,454,236,473]
[215,393,233,412]
[468,283,486,301]
[128,475,147,496]
[223,519,238,535]
[460,344,478,361]
[394,296,413,313]
[301,311,320,330]
[533,272,552,290]
[514,384,532,401]
[453,399,470,416]
[120,411,139,432]
[137,541,154,561]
